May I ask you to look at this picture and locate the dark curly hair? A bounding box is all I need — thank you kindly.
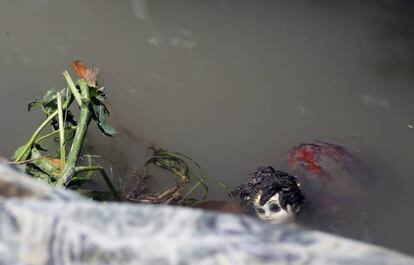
[233,166,305,214]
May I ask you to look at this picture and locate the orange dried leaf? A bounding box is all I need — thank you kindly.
[71,60,87,79]
[71,60,99,88]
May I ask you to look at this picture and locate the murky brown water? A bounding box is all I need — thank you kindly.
[1,0,414,255]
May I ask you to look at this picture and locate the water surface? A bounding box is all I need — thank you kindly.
[0,0,413,254]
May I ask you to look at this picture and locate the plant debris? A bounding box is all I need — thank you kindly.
[123,146,232,205]
[12,60,119,199]
[11,61,230,205]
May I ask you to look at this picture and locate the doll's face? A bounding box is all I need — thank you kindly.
[253,192,299,224]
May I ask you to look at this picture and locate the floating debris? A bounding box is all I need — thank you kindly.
[11,61,230,205]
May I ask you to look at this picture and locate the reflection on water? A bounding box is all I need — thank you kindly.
[0,0,414,255]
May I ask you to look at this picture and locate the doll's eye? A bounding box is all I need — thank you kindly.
[269,203,280,212]
[256,208,265,215]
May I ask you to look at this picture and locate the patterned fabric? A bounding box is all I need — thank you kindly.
[0,162,413,265]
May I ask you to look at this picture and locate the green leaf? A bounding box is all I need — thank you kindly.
[28,88,69,115]
[29,146,42,159]
[30,148,61,180]
[40,88,59,114]
[90,95,117,136]
[11,144,30,161]
[26,164,53,184]
[11,142,47,161]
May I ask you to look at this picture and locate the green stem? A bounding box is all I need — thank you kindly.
[63,71,83,107]
[14,93,73,162]
[57,92,65,168]
[58,79,91,186]
[182,181,202,200]
[14,113,57,162]
[35,126,77,144]
[74,166,121,200]
[204,176,233,199]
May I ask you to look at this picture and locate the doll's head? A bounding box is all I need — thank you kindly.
[233,166,305,224]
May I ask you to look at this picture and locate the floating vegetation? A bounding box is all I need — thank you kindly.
[11,61,230,205]
[11,60,120,199]
[123,147,232,205]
